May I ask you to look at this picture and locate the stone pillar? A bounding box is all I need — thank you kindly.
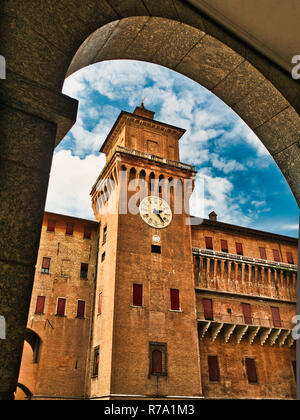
[0,78,78,399]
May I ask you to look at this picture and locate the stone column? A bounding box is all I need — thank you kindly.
[0,77,78,399]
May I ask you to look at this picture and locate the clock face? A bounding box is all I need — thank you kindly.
[139,196,172,229]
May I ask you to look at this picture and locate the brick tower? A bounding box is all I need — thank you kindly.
[89,104,202,399]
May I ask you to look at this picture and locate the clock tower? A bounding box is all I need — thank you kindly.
[89,104,202,399]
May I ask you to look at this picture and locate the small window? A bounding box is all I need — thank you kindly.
[77,300,85,318]
[35,296,45,315]
[286,252,294,264]
[101,252,106,262]
[102,225,107,245]
[47,219,56,233]
[152,350,162,373]
[66,222,74,236]
[56,298,66,316]
[83,226,92,240]
[273,249,280,262]
[205,237,213,250]
[271,306,282,328]
[236,242,243,255]
[203,298,213,320]
[170,289,180,311]
[151,245,161,254]
[98,292,102,315]
[133,284,143,307]
[208,355,220,382]
[220,239,228,252]
[245,358,258,383]
[93,347,99,378]
[149,342,167,376]
[242,303,252,325]
[292,360,296,382]
[41,257,51,274]
[80,263,88,279]
[259,247,267,260]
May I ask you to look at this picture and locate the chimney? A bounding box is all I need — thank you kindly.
[208,211,217,221]
[133,102,155,120]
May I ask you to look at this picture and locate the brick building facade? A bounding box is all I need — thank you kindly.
[15,106,297,400]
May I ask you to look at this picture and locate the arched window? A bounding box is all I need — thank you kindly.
[152,350,162,374]
[158,174,164,195]
[129,167,136,182]
[149,172,155,194]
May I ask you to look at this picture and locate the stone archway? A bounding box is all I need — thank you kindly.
[0,1,299,400]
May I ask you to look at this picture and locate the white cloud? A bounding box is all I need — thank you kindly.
[210,153,246,174]
[45,150,106,220]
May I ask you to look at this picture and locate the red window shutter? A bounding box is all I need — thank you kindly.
[47,219,56,232]
[205,236,213,250]
[236,242,243,255]
[203,298,213,320]
[170,289,180,310]
[84,226,92,239]
[133,284,143,306]
[242,303,252,325]
[57,298,66,316]
[98,292,102,314]
[77,300,85,318]
[42,257,51,269]
[66,222,74,236]
[245,358,257,383]
[286,252,294,264]
[35,296,45,314]
[152,350,162,373]
[259,247,267,260]
[208,355,219,381]
[271,307,282,328]
[273,249,280,262]
[221,239,228,252]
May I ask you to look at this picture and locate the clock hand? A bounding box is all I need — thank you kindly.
[153,208,164,223]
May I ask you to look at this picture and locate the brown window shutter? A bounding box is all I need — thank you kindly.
[77,300,85,318]
[80,263,88,279]
[286,252,294,264]
[152,350,162,373]
[57,298,66,316]
[221,239,228,252]
[205,236,213,250]
[133,284,143,306]
[98,292,102,314]
[66,222,74,236]
[47,219,56,232]
[35,296,45,314]
[208,356,219,381]
[242,303,252,325]
[170,289,180,310]
[42,257,51,269]
[236,242,243,255]
[83,226,92,239]
[271,307,282,328]
[259,247,267,260]
[292,360,297,382]
[203,298,213,320]
[245,358,258,383]
[273,249,280,262]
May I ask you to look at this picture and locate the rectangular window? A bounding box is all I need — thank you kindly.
[273,249,280,262]
[80,263,88,279]
[101,252,106,262]
[170,289,180,311]
[56,298,66,316]
[203,298,213,320]
[208,355,220,382]
[149,342,167,376]
[66,222,74,236]
[286,252,294,264]
[205,236,213,250]
[151,245,161,254]
[221,239,228,252]
[242,303,252,325]
[292,360,296,382]
[245,358,258,383]
[41,257,51,274]
[271,306,282,328]
[102,225,107,244]
[83,226,92,240]
[133,284,143,307]
[259,247,267,260]
[98,292,102,314]
[77,300,85,318]
[35,296,45,314]
[93,347,99,378]
[47,219,56,233]
[236,242,243,255]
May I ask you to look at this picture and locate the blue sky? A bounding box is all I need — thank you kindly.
[45,60,299,238]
